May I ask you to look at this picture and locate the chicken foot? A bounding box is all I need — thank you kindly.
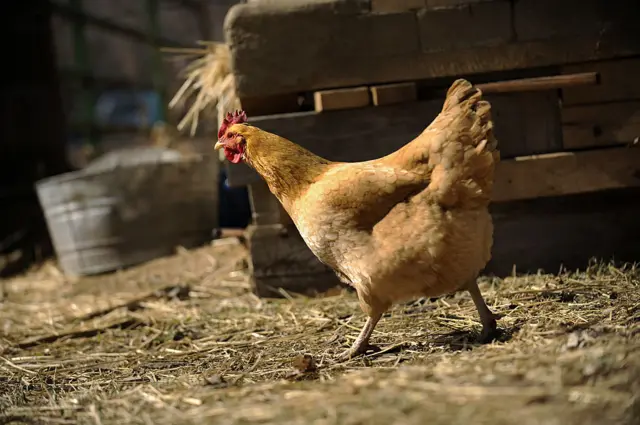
[337,313,382,361]
[466,279,500,343]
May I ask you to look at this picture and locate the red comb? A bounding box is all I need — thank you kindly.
[218,110,248,138]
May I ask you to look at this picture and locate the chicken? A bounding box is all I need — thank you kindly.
[215,79,501,360]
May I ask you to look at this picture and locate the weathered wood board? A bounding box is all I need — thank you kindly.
[225,0,639,98]
[371,82,418,106]
[245,224,340,297]
[488,187,640,276]
[249,186,640,297]
[227,92,562,187]
[492,148,640,203]
[562,58,640,106]
[561,101,640,150]
[314,87,371,112]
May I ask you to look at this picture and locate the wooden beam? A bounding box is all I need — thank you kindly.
[477,72,599,94]
[492,147,640,203]
[370,82,417,106]
[314,87,370,112]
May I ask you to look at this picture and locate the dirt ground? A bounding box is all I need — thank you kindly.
[0,238,638,425]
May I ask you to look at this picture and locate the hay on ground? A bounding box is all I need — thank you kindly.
[0,240,638,424]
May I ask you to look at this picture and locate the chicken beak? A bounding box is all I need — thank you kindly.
[214,141,224,150]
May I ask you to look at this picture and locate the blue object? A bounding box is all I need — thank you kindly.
[218,169,251,228]
[94,90,163,129]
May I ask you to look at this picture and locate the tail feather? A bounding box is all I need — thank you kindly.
[443,79,498,153]
[427,79,500,208]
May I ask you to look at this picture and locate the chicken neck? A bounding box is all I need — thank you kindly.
[246,134,331,207]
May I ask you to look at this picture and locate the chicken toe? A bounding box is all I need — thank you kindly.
[466,279,500,343]
[337,314,382,361]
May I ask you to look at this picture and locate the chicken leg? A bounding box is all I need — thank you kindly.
[466,279,500,343]
[337,313,382,361]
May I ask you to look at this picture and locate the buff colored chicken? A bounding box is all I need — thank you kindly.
[216,79,501,360]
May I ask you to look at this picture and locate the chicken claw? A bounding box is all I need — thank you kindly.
[336,314,382,361]
[466,279,501,343]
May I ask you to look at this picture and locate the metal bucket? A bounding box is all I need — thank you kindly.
[35,147,219,276]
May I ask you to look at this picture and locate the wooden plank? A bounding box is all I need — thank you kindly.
[228,0,639,99]
[370,82,417,106]
[241,93,301,117]
[492,148,640,203]
[561,101,640,149]
[247,224,332,278]
[314,87,371,112]
[562,58,640,106]
[477,72,599,94]
[486,90,562,158]
[226,93,561,187]
[488,187,640,276]
[371,0,425,13]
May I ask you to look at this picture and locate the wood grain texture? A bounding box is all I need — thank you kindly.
[477,72,598,94]
[370,82,417,106]
[561,101,640,149]
[227,0,638,97]
[246,223,336,279]
[314,87,371,112]
[492,148,640,202]
[562,58,640,106]
[487,187,640,276]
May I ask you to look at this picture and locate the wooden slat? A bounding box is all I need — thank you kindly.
[370,82,417,106]
[245,223,337,281]
[492,147,640,203]
[488,187,640,276]
[562,58,640,105]
[314,87,370,112]
[486,91,562,158]
[477,72,599,94]
[561,101,640,149]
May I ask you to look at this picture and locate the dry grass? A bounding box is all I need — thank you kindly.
[0,240,638,425]
[164,42,240,136]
